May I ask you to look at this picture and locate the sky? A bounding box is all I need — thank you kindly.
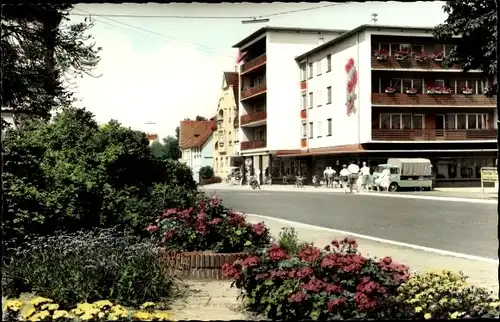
[69,1,448,139]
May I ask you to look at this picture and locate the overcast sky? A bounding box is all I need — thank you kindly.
[69,2,447,139]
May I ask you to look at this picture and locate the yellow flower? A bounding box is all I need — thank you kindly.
[53,310,72,320]
[30,297,53,307]
[153,311,172,321]
[93,300,114,310]
[490,301,500,308]
[424,313,432,320]
[41,303,59,311]
[450,311,459,319]
[140,302,156,310]
[29,310,51,322]
[133,311,152,321]
[414,306,423,313]
[98,311,106,319]
[4,299,24,312]
[110,305,129,317]
[23,308,36,320]
[72,302,99,316]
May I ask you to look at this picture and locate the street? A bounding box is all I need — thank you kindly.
[204,189,497,259]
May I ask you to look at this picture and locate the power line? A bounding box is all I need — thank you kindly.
[73,8,236,58]
[69,3,340,20]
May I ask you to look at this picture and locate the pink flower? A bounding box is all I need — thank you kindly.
[241,256,260,268]
[146,225,158,233]
[288,291,308,303]
[227,212,245,226]
[162,208,177,218]
[327,297,346,311]
[301,279,326,292]
[297,246,321,263]
[162,231,174,242]
[222,263,241,279]
[324,283,342,294]
[354,292,377,311]
[209,197,221,207]
[210,217,222,225]
[252,222,266,236]
[267,244,290,261]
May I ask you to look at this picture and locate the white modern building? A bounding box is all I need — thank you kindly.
[233,26,347,182]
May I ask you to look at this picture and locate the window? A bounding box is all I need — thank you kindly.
[456,114,467,129]
[255,128,265,140]
[327,86,332,104]
[317,121,322,137]
[379,114,425,129]
[316,59,322,75]
[308,63,313,79]
[389,43,400,55]
[326,54,332,72]
[380,114,391,129]
[301,94,307,110]
[300,62,307,81]
[403,79,423,93]
[379,43,390,53]
[446,114,488,130]
[327,118,332,136]
[401,114,412,129]
[391,114,401,129]
[309,92,314,108]
[309,122,314,139]
[411,44,423,54]
[301,122,307,138]
[413,114,424,129]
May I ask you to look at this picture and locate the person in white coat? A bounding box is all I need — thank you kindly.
[347,161,360,193]
[360,162,371,191]
[339,164,351,193]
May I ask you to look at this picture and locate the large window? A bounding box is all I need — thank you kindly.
[316,59,322,75]
[309,92,314,108]
[300,63,307,81]
[327,118,332,136]
[301,122,307,138]
[317,121,323,137]
[308,63,313,79]
[379,113,424,129]
[301,94,307,110]
[402,79,423,93]
[326,54,332,72]
[309,122,314,139]
[327,86,332,104]
[446,114,487,130]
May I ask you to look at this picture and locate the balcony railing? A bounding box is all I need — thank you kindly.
[241,82,267,100]
[241,54,267,74]
[240,111,267,126]
[371,56,462,70]
[300,109,307,119]
[240,139,266,150]
[371,93,496,106]
[372,129,497,141]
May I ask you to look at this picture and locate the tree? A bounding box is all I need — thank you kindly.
[434,1,497,77]
[151,136,181,161]
[1,4,101,121]
[199,166,214,180]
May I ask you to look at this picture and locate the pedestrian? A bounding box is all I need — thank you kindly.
[339,164,351,193]
[347,161,360,193]
[360,162,371,191]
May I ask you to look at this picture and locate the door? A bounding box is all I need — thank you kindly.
[436,114,445,137]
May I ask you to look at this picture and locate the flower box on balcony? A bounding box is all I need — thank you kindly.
[462,88,474,95]
[394,49,409,61]
[432,51,444,62]
[385,87,397,94]
[406,88,418,95]
[427,86,453,95]
[413,52,428,63]
[374,49,389,61]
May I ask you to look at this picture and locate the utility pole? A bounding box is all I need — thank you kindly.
[370,13,378,24]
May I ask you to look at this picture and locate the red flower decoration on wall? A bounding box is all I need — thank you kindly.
[345,58,358,116]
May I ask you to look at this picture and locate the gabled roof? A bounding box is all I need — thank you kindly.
[232,26,348,48]
[179,119,216,150]
[223,71,239,102]
[295,24,437,61]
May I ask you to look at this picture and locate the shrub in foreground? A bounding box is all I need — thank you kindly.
[2,228,173,309]
[201,176,222,185]
[223,237,410,320]
[3,297,172,322]
[147,197,271,253]
[394,269,500,319]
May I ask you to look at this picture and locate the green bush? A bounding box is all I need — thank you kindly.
[2,228,174,309]
[2,108,198,242]
[199,166,214,180]
[394,269,499,319]
[201,176,222,185]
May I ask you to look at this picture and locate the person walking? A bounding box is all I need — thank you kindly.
[360,162,371,191]
[347,161,360,193]
[339,164,351,193]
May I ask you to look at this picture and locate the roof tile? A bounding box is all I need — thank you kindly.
[179,119,216,150]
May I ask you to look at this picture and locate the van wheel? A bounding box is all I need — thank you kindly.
[388,183,399,192]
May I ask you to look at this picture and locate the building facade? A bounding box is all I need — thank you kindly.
[179,120,216,183]
[274,24,496,187]
[213,72,242,179]
[233,26,347,183]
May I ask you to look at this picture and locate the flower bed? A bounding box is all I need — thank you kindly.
[147,197,271,280]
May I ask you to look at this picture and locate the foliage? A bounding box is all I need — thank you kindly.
[199,166,214,180]
[3,297,172,322]
[147,197,271,253]
[1,4,101,120]
[150,136,181,161]
[394,269,500,319]
[223,238,410,320]
[434,1,497,76]
[2,108,198,242]
[277,227,311,256]
[201,176,222,185]
[2,228,174,309]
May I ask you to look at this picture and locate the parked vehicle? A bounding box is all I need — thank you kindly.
[373,158,433,192]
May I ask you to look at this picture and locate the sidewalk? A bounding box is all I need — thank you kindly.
[244,214,498,293]
[202,183,497,201]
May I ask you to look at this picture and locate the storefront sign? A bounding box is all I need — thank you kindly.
[480,167,498,199]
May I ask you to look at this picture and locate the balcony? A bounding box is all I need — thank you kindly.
[241,54,267,75]
[371,93,495,107]
[241,82,267,100]
[240,139,266,151]
[300,80,307,91]
[240,111,267,127]
[372,129,497,141]
[300,109,307,119]
[301,138,307,148]
[371,56,462,70]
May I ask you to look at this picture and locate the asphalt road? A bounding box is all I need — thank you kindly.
[205,189,497,259]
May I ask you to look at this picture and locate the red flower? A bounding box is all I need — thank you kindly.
[195,212,208,235]
[145,225,158,233]
[241,256,260,268]
[252,222,266,236]
[199,199,206,212]
[327,297,346,311]
[342,237,358,249]
[210,217,222,225]
[222,263,242,279]
[297,246,321,263]
[267,244,290,261]
[269,269,289,279]
[295,267,314,279]
[356,277,386,295]
[162,231,174,242]
[227,212,246,226]
[255,273,269,280]
[288,291,308,303]
[354,292,377,311]
[331,239,340,249]
[162,208,177,218]
[209,197,221,207]
[324,283,342,294]
[301,279,326,292]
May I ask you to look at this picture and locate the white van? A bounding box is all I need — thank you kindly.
[373,158,433,192]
